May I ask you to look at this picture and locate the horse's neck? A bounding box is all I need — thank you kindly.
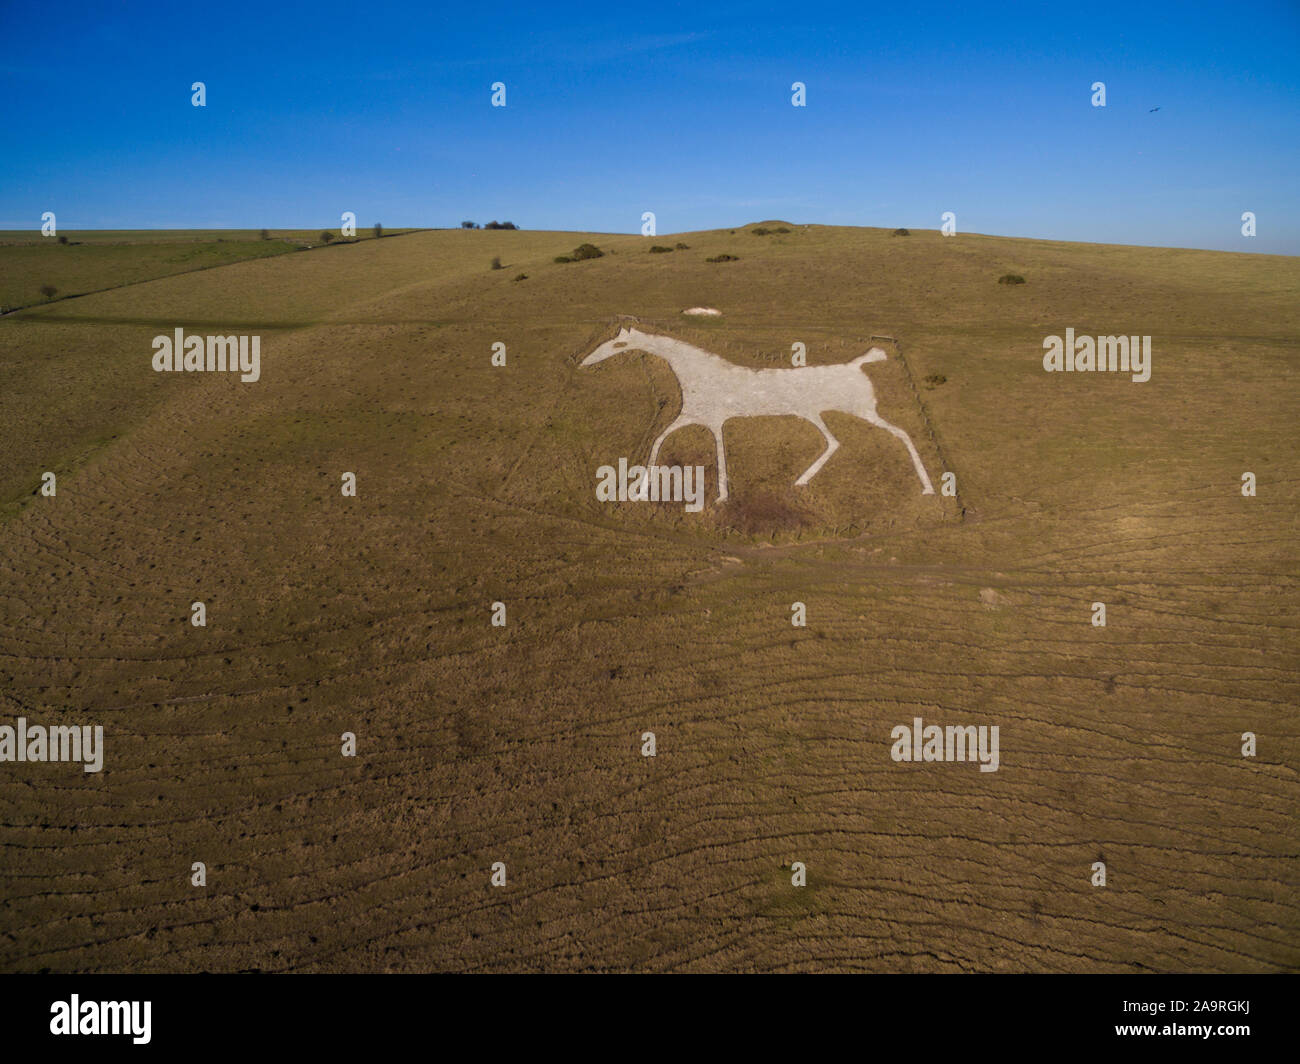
[635,337,729,375]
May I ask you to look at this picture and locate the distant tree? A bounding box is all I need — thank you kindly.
[373,223,383,238]
[57,235,68,245]
[260,229,270,240]
[502,221,517,230]
[461,221,476,229]
[893,228,910,236]
[321,231,334,243]
[40,284,57,299]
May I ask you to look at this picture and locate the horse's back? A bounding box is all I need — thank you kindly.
[679,360,873,419]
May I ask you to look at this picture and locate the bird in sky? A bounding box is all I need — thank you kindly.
[1149,106,1161,112]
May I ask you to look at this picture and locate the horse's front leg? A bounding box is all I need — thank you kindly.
[648,415,692,468]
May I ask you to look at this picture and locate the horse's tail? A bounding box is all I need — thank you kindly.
[852,347,888,367]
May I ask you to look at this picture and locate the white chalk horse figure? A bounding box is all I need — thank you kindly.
[580,326,935,503]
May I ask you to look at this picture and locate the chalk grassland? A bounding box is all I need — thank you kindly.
[0,226,1296,972]
[0,229,420,311]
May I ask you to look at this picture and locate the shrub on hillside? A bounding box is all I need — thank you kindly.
[649,245,673,253]
[752,227,770,235]
[997,273,1026,285]
[893,228,910,236]
[40,284,57,299]
[675,241,689,250]
[555,243,603,264]
[321,231,334,243]
[491,256,503,270]
[513,273,527,281]
[705,253,739,263]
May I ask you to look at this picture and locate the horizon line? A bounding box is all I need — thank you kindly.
[0,223,1291,259]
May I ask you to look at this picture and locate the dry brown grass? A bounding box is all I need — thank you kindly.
[0,224,1296,972]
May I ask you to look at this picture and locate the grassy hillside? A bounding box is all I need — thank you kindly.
[0,225,1295,972]
[0,228,421,311]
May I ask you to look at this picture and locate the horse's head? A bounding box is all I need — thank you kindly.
[580,326,644,367]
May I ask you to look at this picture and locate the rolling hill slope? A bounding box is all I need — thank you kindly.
[1,225,1296,971]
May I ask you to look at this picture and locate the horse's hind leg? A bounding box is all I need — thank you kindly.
[866,413,935,494]
[712,424,729,502]
[795,413,840,486]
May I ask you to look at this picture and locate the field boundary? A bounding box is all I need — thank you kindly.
[0,229,431,318]
[869,333,966,518]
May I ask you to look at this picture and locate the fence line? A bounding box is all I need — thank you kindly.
[868,333,965,518]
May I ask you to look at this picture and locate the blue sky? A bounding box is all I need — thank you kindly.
[2,1,1297,252]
